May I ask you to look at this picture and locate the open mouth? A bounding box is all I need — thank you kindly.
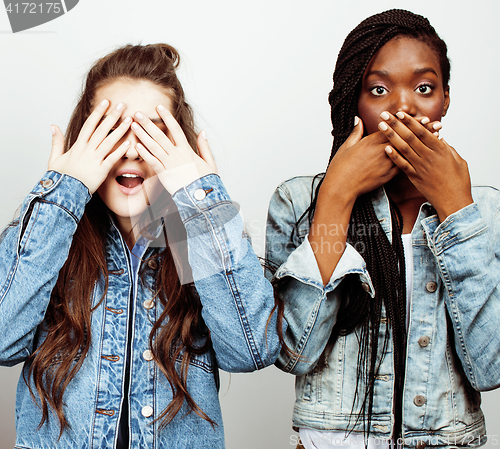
[116,174,144,189]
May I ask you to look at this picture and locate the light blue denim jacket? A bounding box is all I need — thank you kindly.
[0,171,281,449]
[266,175,500,447]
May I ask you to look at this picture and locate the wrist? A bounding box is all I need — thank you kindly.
[317,182,357,212]
[435,195,474,223]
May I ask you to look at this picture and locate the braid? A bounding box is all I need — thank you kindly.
[299,9,450,441]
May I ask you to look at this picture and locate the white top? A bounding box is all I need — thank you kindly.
[299,235,414,449]
[401,234,413,329]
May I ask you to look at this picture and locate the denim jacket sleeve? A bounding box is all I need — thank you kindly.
[171,174,283,373]
[265,178,373,376]
[0,171,91,366]
[421,186,500,391]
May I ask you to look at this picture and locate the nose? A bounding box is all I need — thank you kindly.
[392,89,417,117]
[121,128,142,160]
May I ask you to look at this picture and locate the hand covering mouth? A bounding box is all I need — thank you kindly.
[116,174,144,189]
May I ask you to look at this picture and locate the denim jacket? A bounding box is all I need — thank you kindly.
[266,175,500,447]
[0,171,281,449]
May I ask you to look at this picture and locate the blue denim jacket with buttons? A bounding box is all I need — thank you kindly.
[266,175,500,447]
[0,171,281,449]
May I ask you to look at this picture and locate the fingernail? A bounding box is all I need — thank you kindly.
[201,130,207,140]
[433,131,439,137]
[116,103,124,111]
[124,140,130,147]
[50,125,55,136]
[354,116,360,126]
[100,100,109,107]
[123,117,132,124]
[395,112,405,120]
[135,112,144,120]
[433,122,442,130]
[385,146,393,154]
[157,104,165,111]
[136,143,145,150]
[380,111,390,120]
[420,117,430,125]
[378,122,388,131]
[131,122,139,130]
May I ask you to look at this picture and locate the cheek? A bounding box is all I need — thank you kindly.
[426,97,447,122]
[96,178,112,204]
[357,95,383,135]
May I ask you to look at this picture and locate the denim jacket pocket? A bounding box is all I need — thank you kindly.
[297,363,323,403]
[48,350,84,368]
[174,349,214,374]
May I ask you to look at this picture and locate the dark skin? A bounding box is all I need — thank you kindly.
[310,37,473,284]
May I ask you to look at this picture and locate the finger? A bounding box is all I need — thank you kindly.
[131,121,168,159]
[95,116,132,158]
[383,165,401,184]
[384,111,429,154]
[378,117,423,161]
[337,116,365,155]
[88,102,126,149]
[419,117,436,133]
[420,116,430,126]
[100,140,131,171]
[426,121,442,138]
[384,145,416,175]
[197,131,218,173]
[133,111,174,151]
[135,142,166,174]
[156,105,189,147]
[48,125,65,165]
[392,111,440,149]
[347,116,364,146]
[77,100,110,143]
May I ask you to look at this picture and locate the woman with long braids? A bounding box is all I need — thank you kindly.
[0,43,283,448]
[266,9,500,448]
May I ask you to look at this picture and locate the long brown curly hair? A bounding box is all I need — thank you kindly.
[27,43,214,435]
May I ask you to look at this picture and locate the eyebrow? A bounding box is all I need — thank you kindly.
[364,69,389,77]
[364,67,439,78]
[413,67,439,77]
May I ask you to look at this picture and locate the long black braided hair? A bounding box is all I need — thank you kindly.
[301,9,451,441]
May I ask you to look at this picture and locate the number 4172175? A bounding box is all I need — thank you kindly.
[5,3,62,14]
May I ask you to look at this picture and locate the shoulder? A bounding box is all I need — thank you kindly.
[471,184,500,200]
[266,175,323,240]
[271,174,324,213]
[471,185,500,216]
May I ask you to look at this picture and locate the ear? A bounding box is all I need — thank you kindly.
[442,85,450,117]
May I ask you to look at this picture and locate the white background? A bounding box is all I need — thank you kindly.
[0,0,499,448]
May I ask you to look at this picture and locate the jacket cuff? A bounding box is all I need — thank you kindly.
[422,202,485,255]
[275,235,372,294]
[171,174,235,223]
[24,171,91,222]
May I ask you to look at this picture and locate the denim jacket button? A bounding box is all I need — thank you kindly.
[143,349,154,361]
[147,259,158,270]
[425,281,437,293]
[40,179,54,189]
[194,189,206,201]
[416,442,426,449]
[143,299,154,309]
[361,282,371,293]
[141,405,153,417]
[418,336,430,347]
[413,395,426,406]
